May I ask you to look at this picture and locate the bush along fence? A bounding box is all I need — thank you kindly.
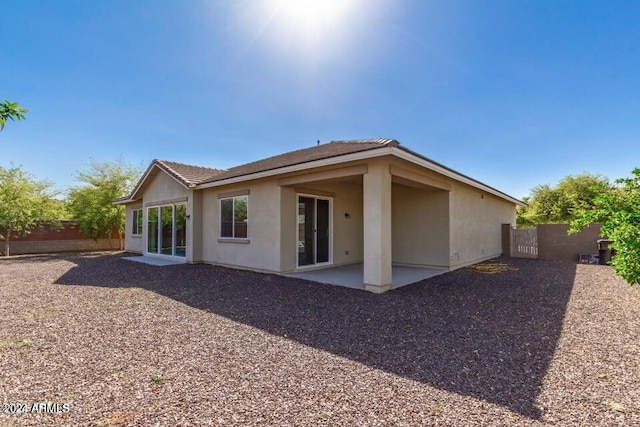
[2,221,120,256]
[502,223,603,262]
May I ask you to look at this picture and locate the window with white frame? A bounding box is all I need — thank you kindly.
[132,209,143,235]
[220,195,248,238]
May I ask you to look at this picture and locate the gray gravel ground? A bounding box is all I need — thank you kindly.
[0,252,638,426]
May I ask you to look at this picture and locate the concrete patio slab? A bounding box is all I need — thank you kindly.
[123,255,185,266]
[284,263,447,290]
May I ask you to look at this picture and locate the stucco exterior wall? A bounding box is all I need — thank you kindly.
[142,171,190,205]
[133,171,191,257]
[392,184,449,268]
[279,187,297,272]
[449,182,516,269]
[279,181,364,273]
[189,191,203,263]
[199,177,365,273]
[121,154,518,279]
[322,182,364,267]
[124,203,143,253]
[201,179,282,272]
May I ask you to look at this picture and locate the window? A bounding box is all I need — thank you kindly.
[132,209,143,235]
[220,195,248,238]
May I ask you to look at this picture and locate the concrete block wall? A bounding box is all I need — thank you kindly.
[4,221,120,255]
[502,223,602,262]
[8,239,118,255]
[537,223,601,261]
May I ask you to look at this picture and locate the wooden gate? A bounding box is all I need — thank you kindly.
[510,227,538,259]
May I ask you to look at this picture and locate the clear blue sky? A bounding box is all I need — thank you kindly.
[2,0,639,199]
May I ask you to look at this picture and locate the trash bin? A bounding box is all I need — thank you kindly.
[597,239,613,265]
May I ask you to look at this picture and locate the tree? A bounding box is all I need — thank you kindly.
[517,174,612,226]
[0,165,63,256]
[66,159,142,250]
[0,100,28,131]
[570,168,640,285]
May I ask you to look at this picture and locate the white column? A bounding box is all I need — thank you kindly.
[363,160,392,293]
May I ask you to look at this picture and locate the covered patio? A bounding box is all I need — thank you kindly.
[284,263,446,290]
[278,157,452,293]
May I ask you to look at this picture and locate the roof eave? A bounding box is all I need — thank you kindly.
[194,146,523,206]
[390,146,526,207]
[114,160,193,204]
[194,146,395,190]
[117,142,523,207]
[112,197,139,206]
[194,144,525,206]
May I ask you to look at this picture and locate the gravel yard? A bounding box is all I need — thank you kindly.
[1,253,639,426]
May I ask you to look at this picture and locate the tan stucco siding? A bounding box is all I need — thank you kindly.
[124,203,143,253]
[363,159,393,289]
[124,154,518,279]
[142,172,190,206]
[201,179,281,272]
[189,191,203,263]
[278,181,364,273]
[392,184,449,268]
[327,182,364,266]
[141,172,191,257]
[279,187,297,272]
[448,182,516,269]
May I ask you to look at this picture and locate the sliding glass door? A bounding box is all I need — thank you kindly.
[147,207,159,254]
[175,204,187,257]
[297,195,331,267]
[160,206,174,255]
[147,203,187,258]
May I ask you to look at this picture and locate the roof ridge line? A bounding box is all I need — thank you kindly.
[155,159,196,187]
[158,159,225,171]
[328,138,399,146]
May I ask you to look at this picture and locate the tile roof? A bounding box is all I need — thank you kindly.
[117,139,396,203]
[155,160,224,187]
[116,138,523,206]
[197,138,398,185]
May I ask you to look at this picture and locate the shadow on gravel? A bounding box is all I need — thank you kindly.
[54,253,576,419]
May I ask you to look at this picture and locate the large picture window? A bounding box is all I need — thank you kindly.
[220,195,248,238]
[132,209,143,235]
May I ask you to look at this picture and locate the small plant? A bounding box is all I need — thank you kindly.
[606,399,625,413]
[15,339,34,349]
[150,374,171,384]
[0,338,34,349]
[532,321,546,330]
[431,403,444,416]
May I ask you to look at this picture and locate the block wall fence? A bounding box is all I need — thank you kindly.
[3,221,120,256]
[502,223,602,262]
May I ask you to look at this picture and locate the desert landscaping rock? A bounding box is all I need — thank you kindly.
[1,252,638,426]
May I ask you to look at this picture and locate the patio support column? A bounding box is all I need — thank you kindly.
[187,190,202,263]
[363,160,392,293]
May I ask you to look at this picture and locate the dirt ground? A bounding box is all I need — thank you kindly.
[1,252,638,426]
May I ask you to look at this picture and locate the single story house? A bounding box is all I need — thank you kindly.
[115,138,523,293]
